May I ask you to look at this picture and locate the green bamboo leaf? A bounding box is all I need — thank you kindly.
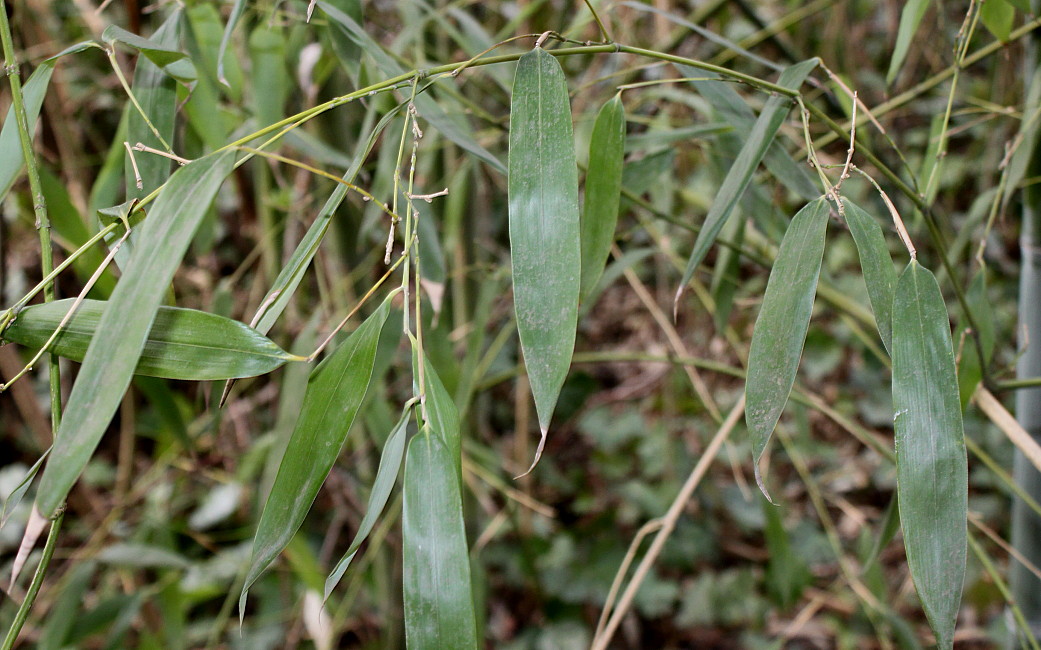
[675,59,818,310]
[239,295,393,615]
[580,93,626,303]
[843,198,898,355]
[403,431,479,649]
[251,101,405,335]
[0,66,52,203]
[316,0,505,172]
[417,353,462,478]
[248,24,288,131]
[509,46,581,448]
[102,24,196,85]
[0,41,97,203]
[677,65,819,202]
[323,0,363,82]
[124,12,179,202]
[746,198,829,496]
[980,0,1014,42]
[324,407,410,600]
[886,0,931,86]
[33,149,236,519]
[2,298,300,381]
[892,260,967,649]
[216,0,247,87]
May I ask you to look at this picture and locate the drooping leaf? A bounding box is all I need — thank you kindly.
[216,0,248,87]
[580,93,626,303]
[417,353,462,478]
[892,260,967,650]
[33,149,236,519]
[676,59,818,309]
[323,0,363,82]
[980,0,1015,42]
[886,0,932,86]
[0,42,98,203]
[403,431,479,649]
[248,24,289,131]
[745,198,829,495]
[509,46,581,443]
[2,298,301,380]
[843,198,898,355]
[956,270,995,408]
[677,65,819,202]
[317,0,505,172]
[124,12,179,202]
[251,101,407,336]
[324,407,410,599]
[102,24,196,85]
[1004,65,1041,211]
[239,295,393,614]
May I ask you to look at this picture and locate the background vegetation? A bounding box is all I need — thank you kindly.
[2,0,1040,647]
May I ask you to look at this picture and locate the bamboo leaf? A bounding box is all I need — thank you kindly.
[251,101,406,335]
[745,198,829,495]
[216,0,247,87]
[676,59,818,310]
[886,0,931,86]
[403,431,479,649]
[0,40,96,203]
[980,0,1014,42]
[102,24,196,85]
[677,65,819,202]
[324,406,410,600]
[2,298,300,380]
[124,12,179,202]
[417,353,462,478]
[892,260,967,649]
[323,0,363,82]
[239,295,392,614]
[843,198,898,355]
[580,93,626,303]
[33,149,236,519]
[248,24,288,131]
[509,46,581,444]
[317,0,505,172]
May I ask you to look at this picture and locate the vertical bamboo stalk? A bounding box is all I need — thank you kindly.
[0,1,62,647]
[1010,3,1041,641]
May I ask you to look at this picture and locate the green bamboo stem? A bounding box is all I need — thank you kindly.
[0,1,62,645]
[1010,4,1041,639]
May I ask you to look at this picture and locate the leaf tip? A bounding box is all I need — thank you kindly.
[514,426,549,479]
[10,506,47,590]
[753,465,776,505]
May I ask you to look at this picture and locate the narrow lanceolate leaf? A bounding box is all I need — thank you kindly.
[677,65,819,202]
[746,198,829,496]
[417,353,462,478]
[676,59,818,311]
[580,94,626,303]
[240,296,392,615]
[34,150,235,519]
[403,431,479,649]
[2,299,300,380]
[317,1,505,172]
[0,42,96,203]
[102,24,196,85]
[892,260,967,650]
[886,0,931,86]
[509,46,581,448]
[843,199,898,355]
[124,12,179,202]
[324,407,410,600]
